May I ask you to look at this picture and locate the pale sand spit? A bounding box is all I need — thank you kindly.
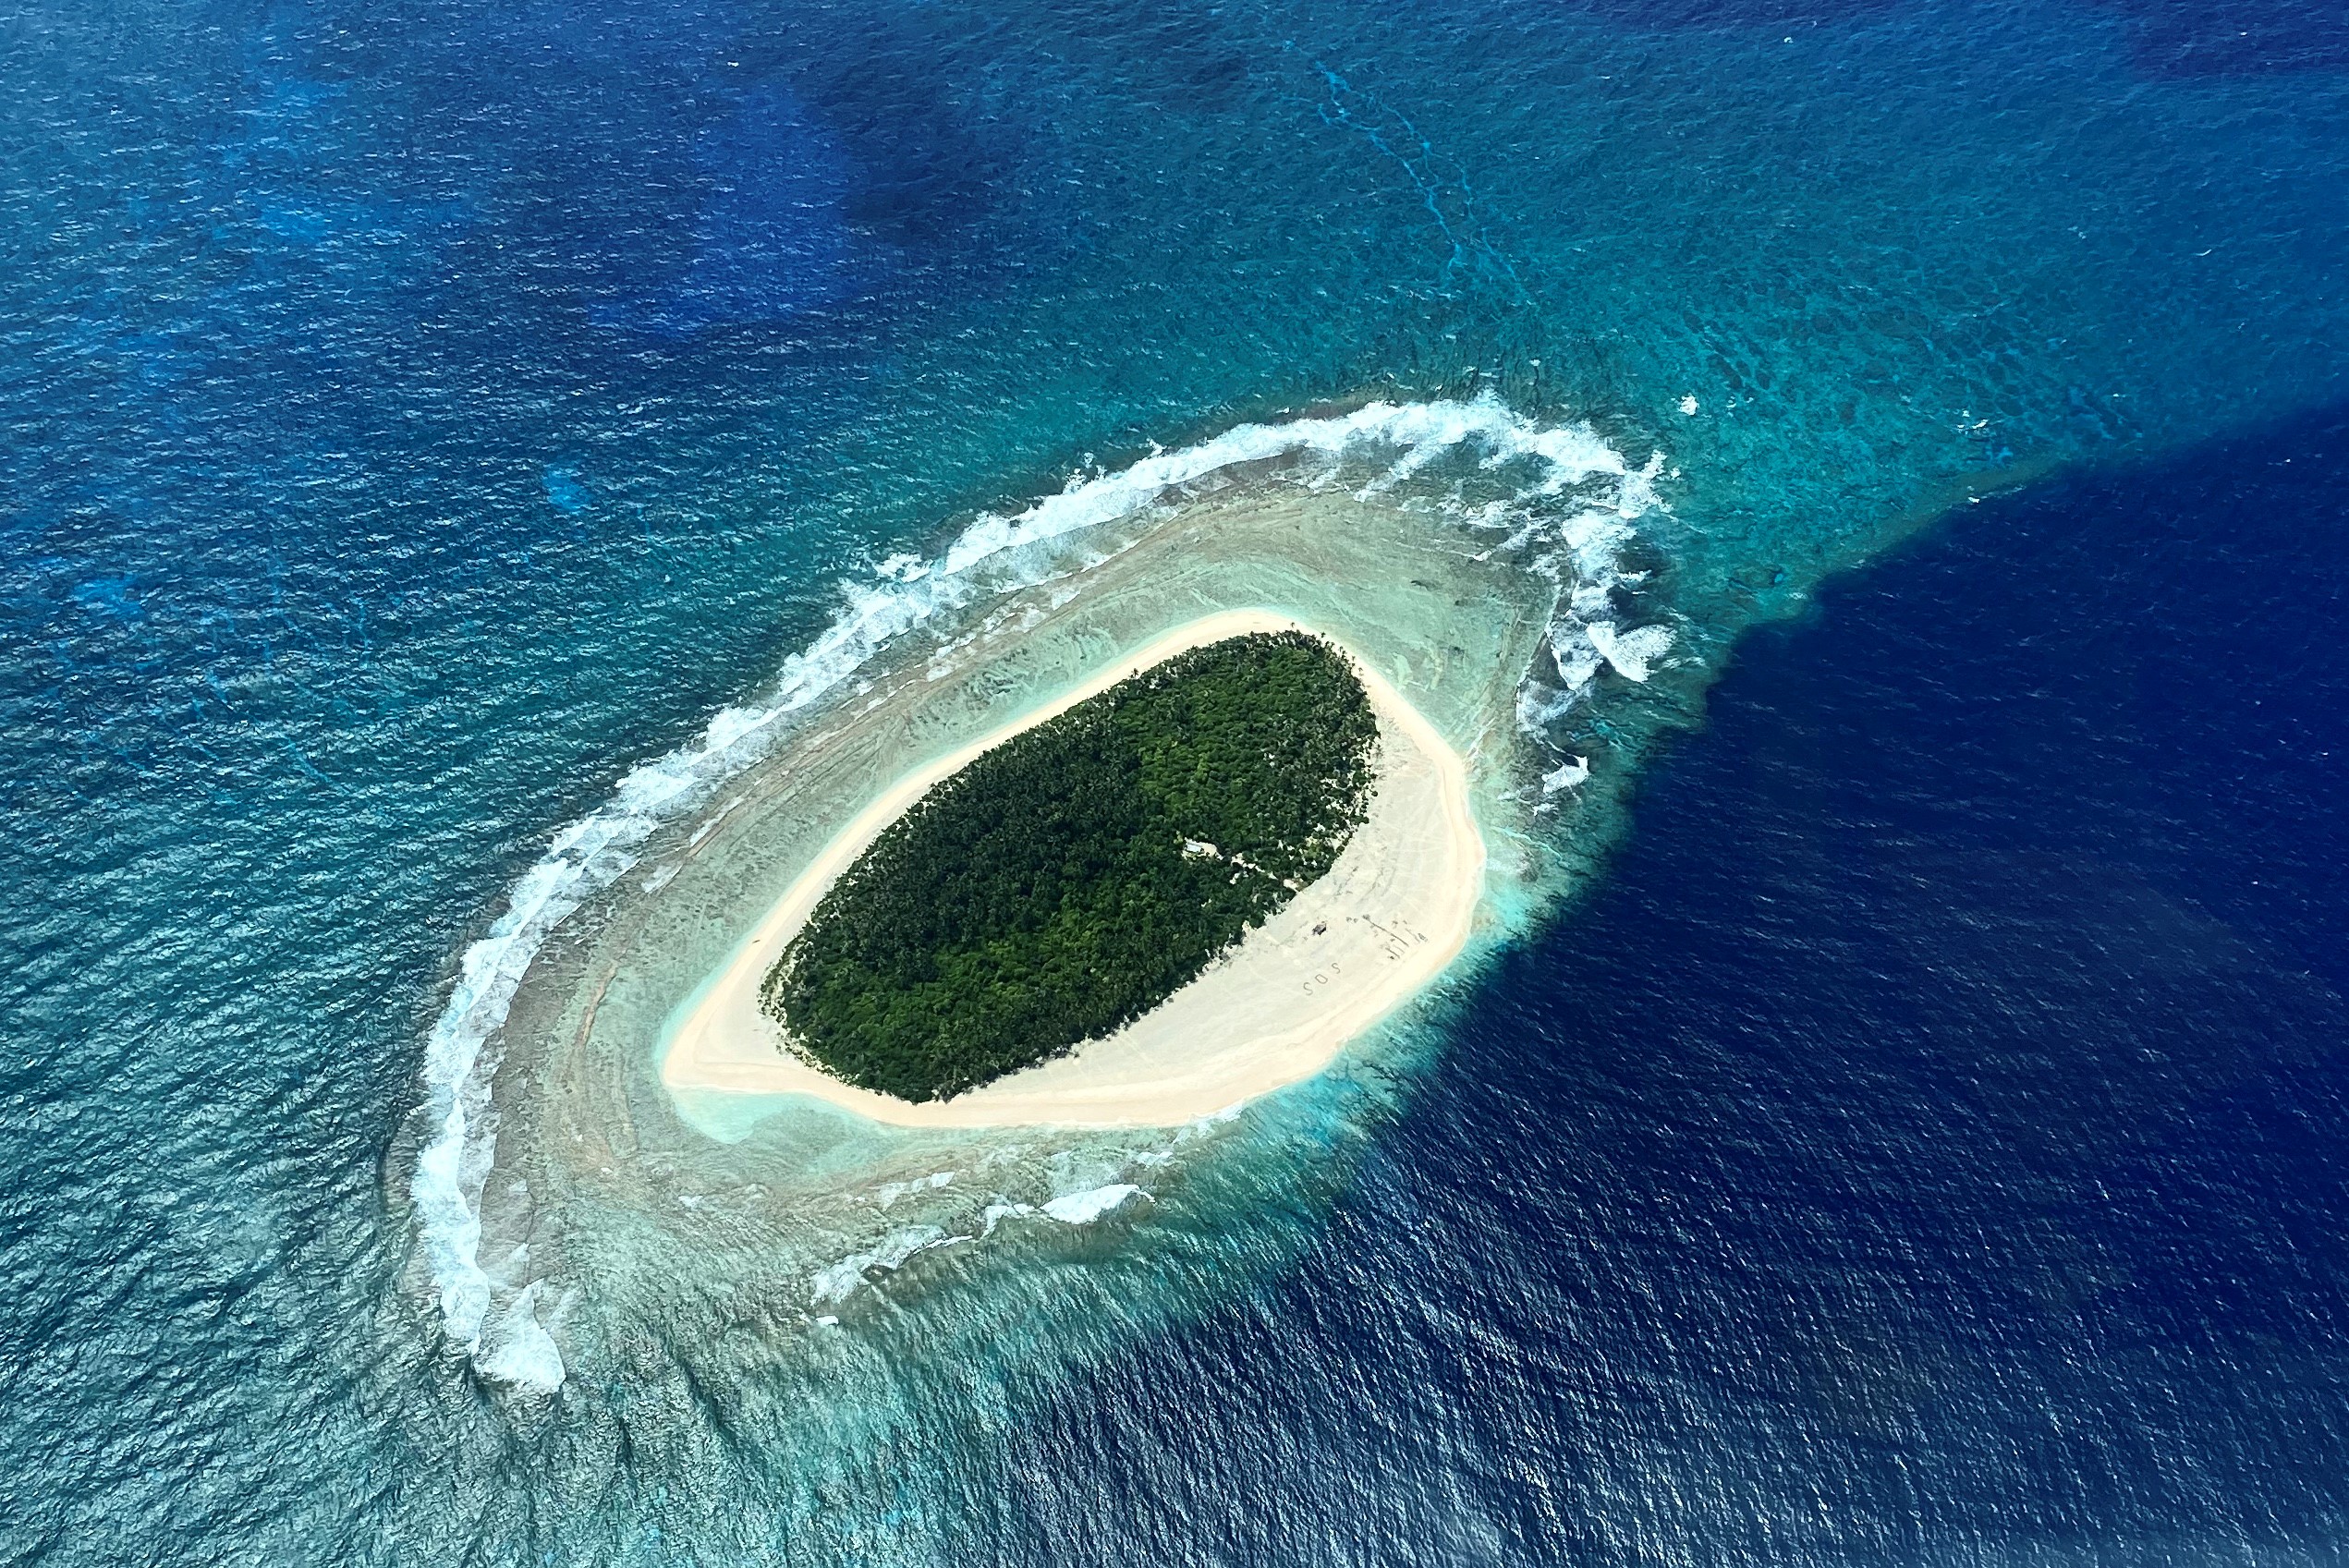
[657,609,1485,1128]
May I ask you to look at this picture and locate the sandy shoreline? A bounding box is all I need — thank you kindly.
[657,609,1485,1129]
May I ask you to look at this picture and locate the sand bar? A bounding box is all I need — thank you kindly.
[657,609,1485,1128]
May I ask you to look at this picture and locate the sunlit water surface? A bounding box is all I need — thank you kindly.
[4,0,2346,1560]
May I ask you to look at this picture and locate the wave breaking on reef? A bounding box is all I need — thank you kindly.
[407,395,1670,1389]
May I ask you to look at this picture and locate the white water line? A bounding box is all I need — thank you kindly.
[408,393,1665,1388]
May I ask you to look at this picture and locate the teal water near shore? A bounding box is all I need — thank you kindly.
[5,0,2348,1559]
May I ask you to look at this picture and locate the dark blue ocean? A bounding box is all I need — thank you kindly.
[993,408,2349,1562]
[4,0,2347,1560]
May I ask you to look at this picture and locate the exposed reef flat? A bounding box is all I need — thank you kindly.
[662,610,1483,1127]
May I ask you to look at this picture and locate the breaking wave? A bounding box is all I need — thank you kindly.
[407,395,1669,1385]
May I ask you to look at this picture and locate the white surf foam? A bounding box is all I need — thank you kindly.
[1540,756,1592,795]
[1041,1183,1143,1224]
[1584,621,1676,684]
[809,1225,953,1307]
[408,394,1664,1384]
[473,1279,566,1395]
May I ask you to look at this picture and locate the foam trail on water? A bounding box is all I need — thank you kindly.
[1585,622,1674,684]
[809,1227,953,1307]
[1041,1184,1143,1223]
[408,394,1661,1385]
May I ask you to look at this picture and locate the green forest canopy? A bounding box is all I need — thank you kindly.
[763,631,1380,1101]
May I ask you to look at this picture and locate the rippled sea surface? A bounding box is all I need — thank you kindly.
[4,0,2346,1561]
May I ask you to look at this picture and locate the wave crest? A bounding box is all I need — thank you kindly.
[407,394,1664,1387]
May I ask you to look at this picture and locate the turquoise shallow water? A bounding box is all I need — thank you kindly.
[4,0,2347,1559]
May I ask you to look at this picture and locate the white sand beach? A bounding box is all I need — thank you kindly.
[657,609,1485,1128]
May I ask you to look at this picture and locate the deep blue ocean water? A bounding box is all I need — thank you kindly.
[992,406,2349,1563]
[4,0,2347,1559]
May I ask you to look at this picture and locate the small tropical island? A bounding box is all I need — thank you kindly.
[661,609,1486,1130]
[762,632,1378,1101]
